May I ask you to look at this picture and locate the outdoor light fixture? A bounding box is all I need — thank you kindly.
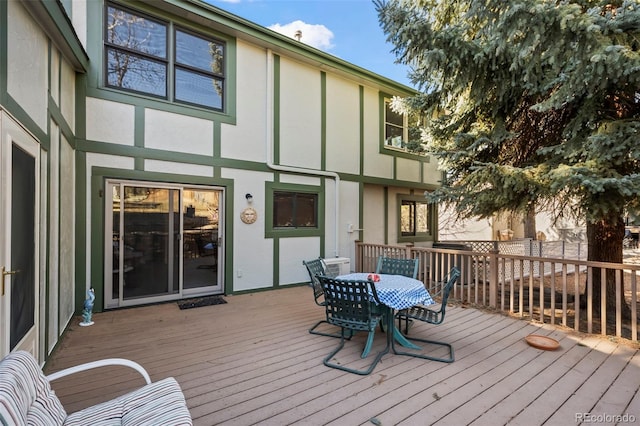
[245,193,253,203]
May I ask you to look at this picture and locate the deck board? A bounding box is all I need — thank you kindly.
[44,286,640,425]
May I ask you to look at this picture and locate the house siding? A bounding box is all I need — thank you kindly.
[1,0,443,364]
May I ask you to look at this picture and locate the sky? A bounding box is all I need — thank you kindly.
[205,0,414,88]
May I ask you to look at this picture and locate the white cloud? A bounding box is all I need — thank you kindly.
[268,20,334,51]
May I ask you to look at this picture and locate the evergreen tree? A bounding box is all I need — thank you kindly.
[375,0,640,317]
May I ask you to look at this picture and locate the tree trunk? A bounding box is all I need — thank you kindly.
[586,212,630,320]
[523,205,537,239]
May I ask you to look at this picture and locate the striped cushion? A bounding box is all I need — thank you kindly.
[0,351,66,426]
[65,377,192,426]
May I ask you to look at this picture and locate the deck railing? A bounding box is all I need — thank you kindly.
[355,241,639,342]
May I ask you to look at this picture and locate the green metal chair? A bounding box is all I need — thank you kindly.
[317,275,389,375]
[302,258,342,338]
[375,256,419,279]
[393,266,461,363]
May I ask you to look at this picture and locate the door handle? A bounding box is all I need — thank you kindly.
[2,266,20,296]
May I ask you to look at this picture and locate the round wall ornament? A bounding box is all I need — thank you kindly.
[240,207,257,224]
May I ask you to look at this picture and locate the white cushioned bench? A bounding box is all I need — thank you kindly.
[0,351,192,426]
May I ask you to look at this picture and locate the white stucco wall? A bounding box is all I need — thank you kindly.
[51,50,60,107]
[423,159,442,185]
[362,185,386,245]
[337,180,360,264]
[221,41,267,162]
[48,122,60,354]
[7,0,48,132]
[279,57,322,170]
[145,109,213,155]
[144,160,214,177]
[221,168,274,291]
[362,87,393,179]
[60,59,76,132]
[325,75,360,174]
[86,98,135,145]
[279,237,321,285]
[396,157,421,182]
[59,134,75,332]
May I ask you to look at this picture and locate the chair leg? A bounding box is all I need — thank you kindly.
[323,329,389,375]
[391,333,454,363]
[309,320,348,338]
[361,330,376,358]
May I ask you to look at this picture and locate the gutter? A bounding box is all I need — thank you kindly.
[265,49,341,258]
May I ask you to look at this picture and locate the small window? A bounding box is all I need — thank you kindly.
[384,99,405,149]
[273,192,318,228]
[398,195,435,242]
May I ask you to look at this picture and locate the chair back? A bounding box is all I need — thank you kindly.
[0,351,67,425]
[432,266,461,323]
[317,275,381,332]
[375,256,419,279]
[303,258,327,305]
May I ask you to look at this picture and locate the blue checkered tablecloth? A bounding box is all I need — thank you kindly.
[336,273,434,310]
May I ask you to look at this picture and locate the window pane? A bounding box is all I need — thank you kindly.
[416,203,430,233]
[175,68,223,109]
[385,102,403,126]
[107,48,167,96]
[176,30,224,75]
[400,201,415,236]
[107,6,167,59]
[385,124,404,147]
[274,192,294,227]
[296,194,317,227]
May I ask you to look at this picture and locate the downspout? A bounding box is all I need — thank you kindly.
[265,49,341,258]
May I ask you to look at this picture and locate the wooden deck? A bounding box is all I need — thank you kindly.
[45,286,640,425]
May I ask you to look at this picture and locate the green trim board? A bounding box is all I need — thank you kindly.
[264,181,326,239]
[321,72,326,170]
[273,54,280,164]
[0,0,7,105]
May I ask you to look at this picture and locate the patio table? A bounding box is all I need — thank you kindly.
[336,272,434,355]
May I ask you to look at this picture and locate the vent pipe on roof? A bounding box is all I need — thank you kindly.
[294,30,302,41]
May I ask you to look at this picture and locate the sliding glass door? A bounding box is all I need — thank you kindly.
[105,180,223,308]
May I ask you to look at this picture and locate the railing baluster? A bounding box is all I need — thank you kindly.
[353,241,639,341]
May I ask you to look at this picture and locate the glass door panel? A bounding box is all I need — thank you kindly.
[10,145,36,350]
[118,185,179,300]
[106,181,224,308]
[183,188,221,291]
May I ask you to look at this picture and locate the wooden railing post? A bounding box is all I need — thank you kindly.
[405,243,414,259]
[354,241,362,272]
[489,246,499,308]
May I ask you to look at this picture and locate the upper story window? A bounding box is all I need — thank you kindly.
[382,97,428,157]
[105,3,225,110]
[384,98,406,149]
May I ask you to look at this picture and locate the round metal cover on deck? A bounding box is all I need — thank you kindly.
[525,334,560,351]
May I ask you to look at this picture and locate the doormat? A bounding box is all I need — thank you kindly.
[177,296,227,310]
